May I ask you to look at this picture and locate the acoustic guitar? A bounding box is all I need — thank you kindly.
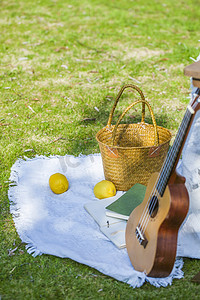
[125,89,200,278]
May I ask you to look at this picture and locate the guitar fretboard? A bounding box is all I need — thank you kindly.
[156,107,193,196]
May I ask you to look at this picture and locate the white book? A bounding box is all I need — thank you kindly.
[105,211,129,221]
[100,222,126,249]
[84,193,127,249]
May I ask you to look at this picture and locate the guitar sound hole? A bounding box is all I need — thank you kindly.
[148,195,159,218]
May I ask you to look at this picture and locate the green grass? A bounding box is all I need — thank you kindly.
[1,0,200,298]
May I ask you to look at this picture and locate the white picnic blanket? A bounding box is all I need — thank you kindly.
[8,112,200,288]
[9,154,184,288]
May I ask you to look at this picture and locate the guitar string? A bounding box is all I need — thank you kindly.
[140,93,200,234]
[133,94,199,242]
[156,108,193,197]
[141,108,192,233]
[139,110,191,235]
[143,109,191,229]
[137,108,192,236]
[139,134,184,233]
[131,112,185,231]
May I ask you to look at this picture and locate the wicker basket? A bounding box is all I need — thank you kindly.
[96,84,172,191]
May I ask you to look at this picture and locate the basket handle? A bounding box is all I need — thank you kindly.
[107,84,146,126]
[112,99,159,146]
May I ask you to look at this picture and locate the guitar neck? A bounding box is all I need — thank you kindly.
[156,97,199,196]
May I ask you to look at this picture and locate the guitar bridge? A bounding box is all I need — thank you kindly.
[135,224,148,248]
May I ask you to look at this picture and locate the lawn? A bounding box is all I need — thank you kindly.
[0,0,200,298]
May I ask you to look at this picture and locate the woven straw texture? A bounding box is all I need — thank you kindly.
[96,84,171,191]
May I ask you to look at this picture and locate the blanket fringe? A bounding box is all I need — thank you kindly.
[26,244,43,257]
[147,258,184,287]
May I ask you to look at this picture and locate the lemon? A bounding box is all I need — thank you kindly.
[49,173,69,194]
[94,180,116,199]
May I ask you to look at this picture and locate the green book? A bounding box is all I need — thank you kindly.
[105,183,146,220]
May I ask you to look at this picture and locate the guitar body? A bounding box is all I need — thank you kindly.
[125,172,189,277]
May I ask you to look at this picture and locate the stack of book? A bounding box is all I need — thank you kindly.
[84,183,146,249]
